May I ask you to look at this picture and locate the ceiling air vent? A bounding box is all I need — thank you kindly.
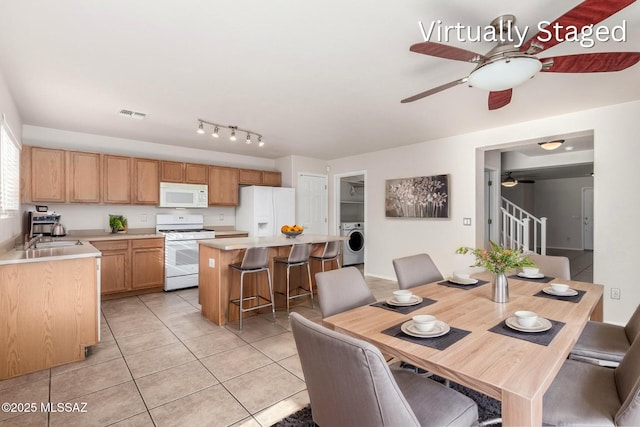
[119,109,147,120]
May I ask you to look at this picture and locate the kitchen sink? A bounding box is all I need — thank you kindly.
[35,240,83,248]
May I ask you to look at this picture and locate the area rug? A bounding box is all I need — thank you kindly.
[271,375,502,426]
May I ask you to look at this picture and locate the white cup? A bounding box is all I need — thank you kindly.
[393,290,413,303]
[515,311,538,328]
[551,283,570,293]
[522,267,539,276]
[412,315,437,332]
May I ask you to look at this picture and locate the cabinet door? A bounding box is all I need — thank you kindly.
[103,155,131,204]
[185,163,208,184]
[131,239,165,289]
[262,171,282,187]
[132,158,159,205]
[208,166,239,206]
[68,151,101,203]
[99,251,129,294]
[238,169,263,185]
[31,147,66,202]
[160,161,184,183]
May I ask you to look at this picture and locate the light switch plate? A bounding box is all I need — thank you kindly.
[463,218,472,226]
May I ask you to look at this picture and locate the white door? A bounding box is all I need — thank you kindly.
[298,173,328,234]
[582,187,594,250]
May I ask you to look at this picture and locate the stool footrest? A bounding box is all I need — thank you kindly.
[230,295,274,313]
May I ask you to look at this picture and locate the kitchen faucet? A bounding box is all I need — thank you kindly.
[25,234,43,249]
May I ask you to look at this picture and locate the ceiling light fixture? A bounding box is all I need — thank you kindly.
[196,119,264,147]
[501,172,518,188]
[467,56,542,91]
[538,139,565,151]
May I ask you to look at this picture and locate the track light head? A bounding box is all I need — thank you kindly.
[245,133,252,144]
[197,122,205,134]
[258,136,264,147]
[229,127,237,141]
[212,126,219,138]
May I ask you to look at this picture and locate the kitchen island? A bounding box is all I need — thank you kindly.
[198,234,346,325]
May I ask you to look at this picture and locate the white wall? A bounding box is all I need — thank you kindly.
[0,69,22,249]
[532,177,593,250]
[329,100,640,325]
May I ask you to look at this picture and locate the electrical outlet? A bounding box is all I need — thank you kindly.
[219,213,224,222]
[611,288,621,300]
[208,258,215,268]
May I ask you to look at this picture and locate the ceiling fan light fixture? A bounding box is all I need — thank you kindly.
[501,172,518,188]
[538,139,565,150]
[468,56,542,91]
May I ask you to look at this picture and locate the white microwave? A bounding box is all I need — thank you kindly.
[159,182,208,208]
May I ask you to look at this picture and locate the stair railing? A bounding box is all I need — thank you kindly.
[500,198,547,255]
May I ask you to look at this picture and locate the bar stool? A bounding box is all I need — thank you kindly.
[274,243,314,312]
[310,240,341,272]
[229,246,275,331]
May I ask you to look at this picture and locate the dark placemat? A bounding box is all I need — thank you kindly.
[371,297,437,314]
[382,321,471,351]
[489,318,565,346]
[437,279,489,290]
[509,274,554,283]
[533,289,586,303]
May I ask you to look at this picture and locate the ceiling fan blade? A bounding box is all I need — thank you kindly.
[520,0,636,54]
[410,42,486,63]
[488,89,512,110]
[401,78,468,103]
[541,52,640,73]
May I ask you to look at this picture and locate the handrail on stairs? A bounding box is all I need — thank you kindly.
[500,197,547,255]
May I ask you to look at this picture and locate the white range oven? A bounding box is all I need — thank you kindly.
[156,214,215,291]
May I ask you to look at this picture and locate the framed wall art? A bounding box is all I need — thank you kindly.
[385,174,449,218]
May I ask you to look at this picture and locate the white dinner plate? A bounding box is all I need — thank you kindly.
[448,277,479,285]
[386,295,423,307]
[543,287,578,297]
[517,272,545,279]
[505,316,552,333]
[401,320,450,338]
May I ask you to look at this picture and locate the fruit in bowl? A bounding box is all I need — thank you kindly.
[281,224,304,238]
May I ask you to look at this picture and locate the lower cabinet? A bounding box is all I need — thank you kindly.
[92,237,164,296]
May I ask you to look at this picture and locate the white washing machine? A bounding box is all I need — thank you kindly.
[341,222,364,266]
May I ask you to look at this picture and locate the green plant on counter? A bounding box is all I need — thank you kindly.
[109,215,128,233]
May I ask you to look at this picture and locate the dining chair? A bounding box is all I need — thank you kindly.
[569,304,640,367]
[315,266,375,318]
[543,331,640,426]
[228,246,275,331]
[528,253,571,280]
[392,253,443,290]
[289,312,479,427]
[309,240,341,272]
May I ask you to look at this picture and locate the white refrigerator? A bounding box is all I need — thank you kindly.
[236,186,296,236]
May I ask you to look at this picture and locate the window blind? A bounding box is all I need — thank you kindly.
[0,116,21,216]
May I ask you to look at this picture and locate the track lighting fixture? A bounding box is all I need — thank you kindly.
[538,139,565,151]
[196,119,264,147]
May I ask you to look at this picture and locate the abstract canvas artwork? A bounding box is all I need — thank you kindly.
[385,174,449,218]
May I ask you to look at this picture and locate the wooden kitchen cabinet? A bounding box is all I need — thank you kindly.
[92,240,129,294]
[238,168,282,186]
[103,155,131,204]
[132,158,159,205]
[160,161,184,183]
[208,166,239,206]
[131,238,165,289]
[185,163,208,184]
[262,171,282,186]
[31,147,66,202]
[67,151,101,203]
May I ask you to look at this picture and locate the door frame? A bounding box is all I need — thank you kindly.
[582,186,594,250]
[333,170,367,236]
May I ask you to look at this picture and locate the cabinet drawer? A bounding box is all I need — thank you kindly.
[91,240,129,251]
[131,238,164,249]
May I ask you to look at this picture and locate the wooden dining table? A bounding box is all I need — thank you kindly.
[322,273,603,427]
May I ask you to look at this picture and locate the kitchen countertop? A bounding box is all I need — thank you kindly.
[0,241,102,265]
[199,234,346,251]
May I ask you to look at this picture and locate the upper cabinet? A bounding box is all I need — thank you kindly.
[239,168,282,187]
[160,161,208,185]
[30,147,66,202]
[103,155,131,204]
[132,158,159,205]
[67,151,101,203]
[208,166,239,206]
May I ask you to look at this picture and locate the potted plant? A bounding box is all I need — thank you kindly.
[109,214,128,233]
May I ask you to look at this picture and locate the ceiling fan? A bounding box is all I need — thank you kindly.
[402,0,640,110]
[501,172,535,187]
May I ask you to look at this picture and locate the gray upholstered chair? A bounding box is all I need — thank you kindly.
[228,246,275,330]
[528,253,571,280]
[309,240,341,272]
[274,243,314,312]
[289,312,478,426]
[393,253,443,290]
[315,266,375,318]
[543,332,640,426]
[570,304,640,367]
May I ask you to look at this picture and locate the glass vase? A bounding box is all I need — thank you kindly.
[492,272,509,303]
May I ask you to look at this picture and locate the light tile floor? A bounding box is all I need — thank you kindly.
[0,264,397,427]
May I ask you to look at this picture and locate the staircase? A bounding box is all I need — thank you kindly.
[500,197,547,255]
